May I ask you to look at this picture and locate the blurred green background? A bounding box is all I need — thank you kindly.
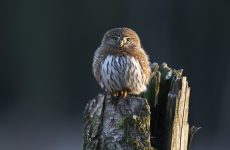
[0,0,230,149]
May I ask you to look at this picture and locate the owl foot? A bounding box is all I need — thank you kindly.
[112,92,119,97]
[112,91,128,98]
[119,90,128,98]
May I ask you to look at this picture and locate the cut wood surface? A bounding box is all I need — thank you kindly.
[167,77,190,150]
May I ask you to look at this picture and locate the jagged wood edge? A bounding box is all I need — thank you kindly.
[145,63,200,150]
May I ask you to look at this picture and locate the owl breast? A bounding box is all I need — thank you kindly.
[100,55,148,95]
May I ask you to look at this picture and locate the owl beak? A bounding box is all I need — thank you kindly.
[119,40,124,47]
[119,38,126,48]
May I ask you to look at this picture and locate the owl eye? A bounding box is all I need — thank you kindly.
[112,36,119,41]
[126,38,133,43]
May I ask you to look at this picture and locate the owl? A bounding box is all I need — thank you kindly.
[93,27,151,97]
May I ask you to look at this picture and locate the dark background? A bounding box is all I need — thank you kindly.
[0,0,230,150]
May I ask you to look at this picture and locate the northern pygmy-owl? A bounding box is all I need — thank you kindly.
[93,27,151,97]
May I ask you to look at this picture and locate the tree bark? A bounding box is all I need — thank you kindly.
[83,63,199,150]
[83,94,153,150]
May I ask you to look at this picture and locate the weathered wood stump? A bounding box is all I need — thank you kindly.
[83,63,199,150]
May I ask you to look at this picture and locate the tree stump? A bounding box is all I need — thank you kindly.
[83,63,199,150]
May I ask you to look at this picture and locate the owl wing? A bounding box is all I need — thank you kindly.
[125,47,151,85]
[135,48,151,84]
[92,46,105,88]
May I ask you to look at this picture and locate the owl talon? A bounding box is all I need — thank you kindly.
[118,90,128,98]
[112,92,118,97]
[123,91,127,97]
[112,91,128,97]
[120,91,124,97]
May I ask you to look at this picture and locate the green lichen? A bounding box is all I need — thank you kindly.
[118,117,126,129]
[121,114,152,150]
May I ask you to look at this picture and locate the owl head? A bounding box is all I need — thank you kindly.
[101,27,141,49]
